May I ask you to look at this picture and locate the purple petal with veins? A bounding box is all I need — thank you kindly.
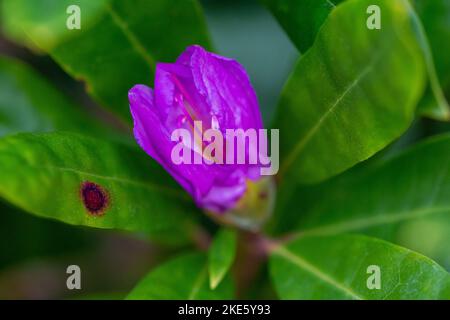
[129,45,265,213]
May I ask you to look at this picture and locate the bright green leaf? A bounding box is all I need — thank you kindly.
[0,132,199,245]
[208,228,237,289]
[1,0,107,51]
[1,0,211,123]
[127,252,234,299]
[0,55,106,137]
[270,234,450,299]
[271,134,450,267]
[264,0,450,121]
[275,0,426,184]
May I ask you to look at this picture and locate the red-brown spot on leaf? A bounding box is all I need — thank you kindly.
[80,181,109,216]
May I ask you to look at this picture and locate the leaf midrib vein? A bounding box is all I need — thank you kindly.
[402,0,450,119]
[188,266,208,300]
[1,152,190,202]
[281,48,384,175]
[296,206,449,239]
[326,0,336,8]
[52,165,189,200]
[274,246,363,300]
[105,2,156,70]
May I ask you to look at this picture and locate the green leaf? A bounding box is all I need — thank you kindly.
[0,132,199,244]
[1,0,211,123]
[1,0,108,51]
[413,0,450,120]
[270,234,450,299]
[0,55,105,137]
[414,0,450,94]
[127,252,234,299]
[264,0,450,121]
[406,0,450,121]
[271,134,450,266]
[208,228,237,289]
[275,0,426,184]
[261,0,344,53]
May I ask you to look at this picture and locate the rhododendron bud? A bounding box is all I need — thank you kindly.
[129,45,275,223]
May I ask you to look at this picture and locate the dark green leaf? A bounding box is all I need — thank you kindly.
[0,132,199,244]
[127,252,234,299]
[275,0,426,184]
[0,55,105,137]
[261,0,344,52]
[271,134,450,267]
[1,0,212,123]
[208,228,237,289]
[270,234,450,299]
[413,0,450,120]
[414,0,450,95]
[263,0,450,120]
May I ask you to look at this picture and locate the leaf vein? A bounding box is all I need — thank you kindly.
[188,266,208,300]
[0,151,190,202]
[105,2,156,70]
[274,246,363,300]
[297,207,449,238]
[281,48,384,175]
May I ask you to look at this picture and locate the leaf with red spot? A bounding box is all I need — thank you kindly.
[0,132,201,245]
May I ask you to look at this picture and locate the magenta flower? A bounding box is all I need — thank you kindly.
[129,45,265,213]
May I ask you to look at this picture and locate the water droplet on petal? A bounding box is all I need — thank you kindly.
[174,93,182,104]
[211,115,220,130]
[177,115,187,126]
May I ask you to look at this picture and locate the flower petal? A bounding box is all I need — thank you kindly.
[181,45,263,131]
[129,45,265,213]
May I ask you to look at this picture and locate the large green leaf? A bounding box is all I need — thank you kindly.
[0,55,105,137]
[264,0,450,120]
[1,0,211,123]
[271,134,450,267]
[275,0,426,184]
[208,228,237,289]
[0,132,199,244]
[270,234,450,299]
[127,252,234,299]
